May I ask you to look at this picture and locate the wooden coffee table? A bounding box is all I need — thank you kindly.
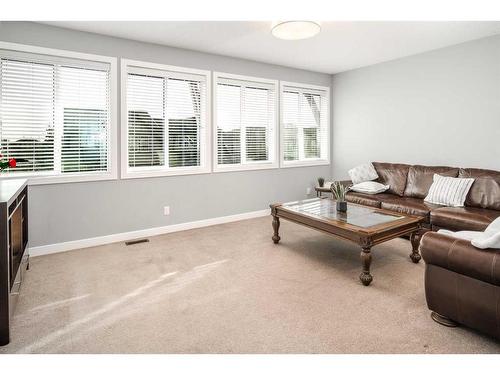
[270,197,425,286]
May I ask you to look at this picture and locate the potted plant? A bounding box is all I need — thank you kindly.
[330,181,349,212]
[317,177,325,187]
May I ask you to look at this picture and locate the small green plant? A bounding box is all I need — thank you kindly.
[317,177,325,187]
[330,181,348,202]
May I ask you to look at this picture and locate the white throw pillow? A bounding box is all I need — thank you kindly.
[473,232,500,249]
[472,217,500,249]
[350,181,390,195]
[437,217,500,249]
[424,174,475,207]
[484,216,500,234]
[348,163,379,184]
[437,229,481,241]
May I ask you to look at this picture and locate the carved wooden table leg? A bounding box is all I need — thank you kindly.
[359,246,373,286]
[409,228,424,263]
[272,215,281,244]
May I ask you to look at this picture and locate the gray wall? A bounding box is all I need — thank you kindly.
[4,22,498,247]
[0,22,333,247]
[331,34,500,180]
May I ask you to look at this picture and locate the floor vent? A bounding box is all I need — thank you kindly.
[125,238,150,246]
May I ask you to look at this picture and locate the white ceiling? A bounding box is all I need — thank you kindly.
[40,21,500,74]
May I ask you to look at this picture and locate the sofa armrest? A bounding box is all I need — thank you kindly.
[420,231,500,286]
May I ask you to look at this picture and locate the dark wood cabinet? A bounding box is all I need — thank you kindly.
[0,179,29,346]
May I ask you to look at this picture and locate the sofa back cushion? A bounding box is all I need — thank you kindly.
[372,162,410,196]
[459,168,500,211]
[404,165,459,198]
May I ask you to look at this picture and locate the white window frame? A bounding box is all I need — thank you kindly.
[0,41,118,185]
[213,72,279,173]
[279,81,330,168]
[121,59,211,179]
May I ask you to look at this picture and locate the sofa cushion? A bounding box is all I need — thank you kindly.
[346,192,381,207]
[372,162,410,197]
[459,168,500,211]
[430,206,500,231]
[420,231,500,287]
[345,192,395,208]
[404,165,459,198]
[381,197,442,223]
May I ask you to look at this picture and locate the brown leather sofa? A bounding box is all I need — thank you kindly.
[341,162,500,339]
[342,162,500,232]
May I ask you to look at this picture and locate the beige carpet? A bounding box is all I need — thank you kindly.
[1,216,499,354]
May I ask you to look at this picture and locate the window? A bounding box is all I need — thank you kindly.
[280,82,330,167]
[214,72,278,172]
[121,60,210,178]
[0,43,116,184]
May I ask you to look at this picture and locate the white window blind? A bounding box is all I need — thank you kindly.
[125,64,208,175]
[0,49,112,178]
[215,74,277,170]
[281,83,329,165]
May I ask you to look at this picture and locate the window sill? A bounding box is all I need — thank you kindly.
[280,159,330,169]
[0,171,118,186]
[121,166,211,179]
[213,162,279,173]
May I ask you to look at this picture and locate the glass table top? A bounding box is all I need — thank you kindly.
[282,198,405,228]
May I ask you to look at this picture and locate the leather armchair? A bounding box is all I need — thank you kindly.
[420,231,500,340]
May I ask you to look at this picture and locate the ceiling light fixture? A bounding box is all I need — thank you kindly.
[271,21,321,40]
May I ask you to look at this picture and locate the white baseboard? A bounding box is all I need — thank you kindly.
[28,209,270,257]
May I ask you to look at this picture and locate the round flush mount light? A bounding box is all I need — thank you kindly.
[271,21,321,40]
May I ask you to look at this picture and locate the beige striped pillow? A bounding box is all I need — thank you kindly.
[424,174,475,207]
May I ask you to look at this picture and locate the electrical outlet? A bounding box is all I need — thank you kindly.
[306,187,312,195]
[163,206,170,216]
